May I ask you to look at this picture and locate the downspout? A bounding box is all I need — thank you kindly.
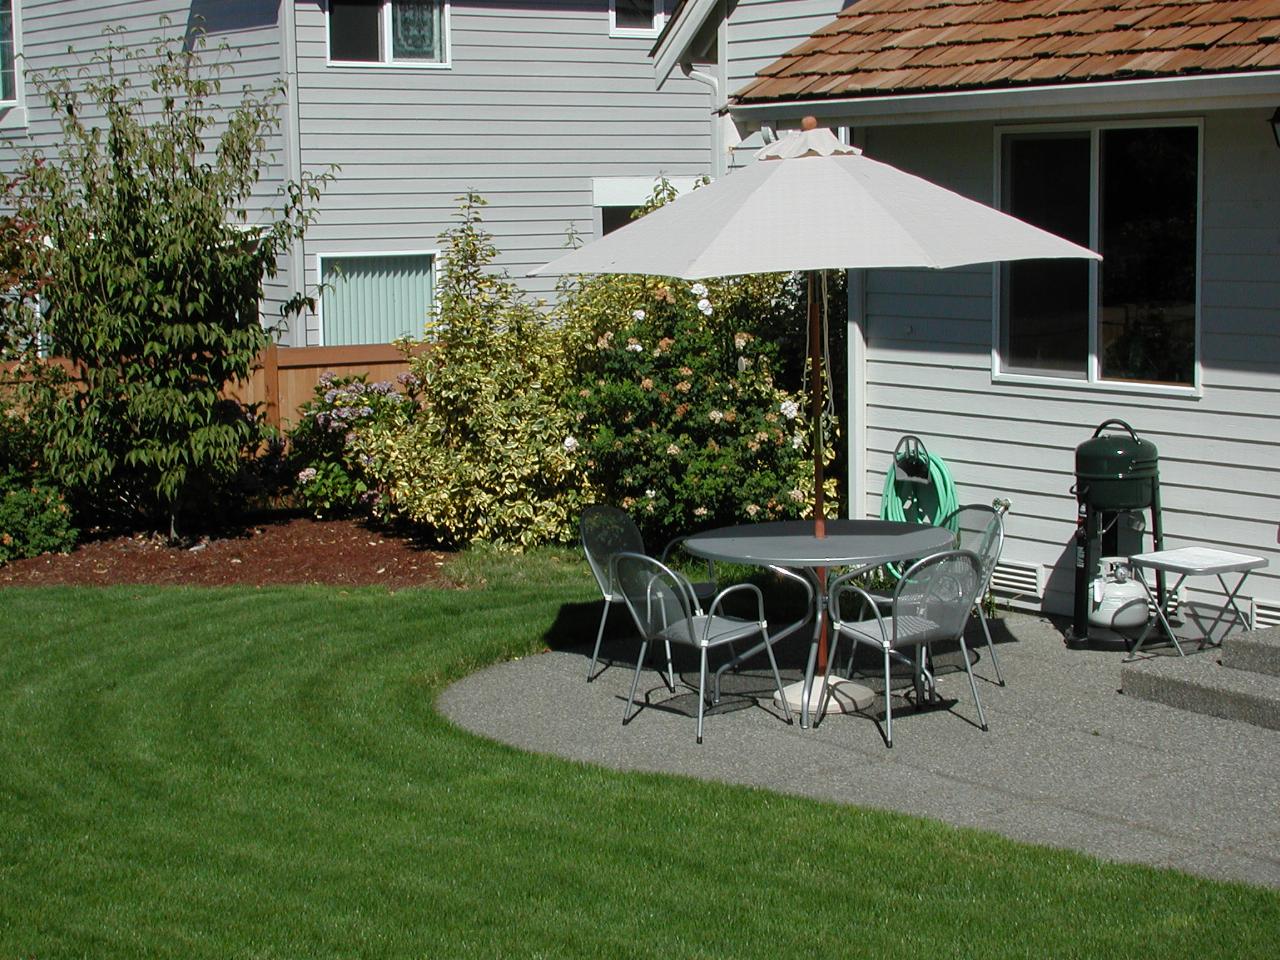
[680,62,725,177]
[279,0,306,346]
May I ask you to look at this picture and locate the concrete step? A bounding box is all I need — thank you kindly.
[1120,653,1280,731]
[1221,627,1280,678]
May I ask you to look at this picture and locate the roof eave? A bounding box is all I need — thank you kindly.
[729,71,1280,127]
[652,0,720,89]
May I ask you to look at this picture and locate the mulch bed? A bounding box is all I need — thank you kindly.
[0,516,456,589]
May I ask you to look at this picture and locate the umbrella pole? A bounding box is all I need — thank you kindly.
[808,270,826,538]
[808,270,832,676]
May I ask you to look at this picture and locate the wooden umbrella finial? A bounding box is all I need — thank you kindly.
[801,115,818,130]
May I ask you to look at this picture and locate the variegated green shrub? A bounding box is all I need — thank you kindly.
[354,194,592,548]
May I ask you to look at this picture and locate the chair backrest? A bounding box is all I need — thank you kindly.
[890,550,983,647]
[580,505,646,596]
[611,552,698,645]
[943,504,1005,592]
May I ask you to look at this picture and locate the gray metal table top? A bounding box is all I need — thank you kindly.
[684,519,954,570]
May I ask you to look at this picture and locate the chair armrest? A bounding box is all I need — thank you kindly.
[706,582,766,625]
[828,570,889,642]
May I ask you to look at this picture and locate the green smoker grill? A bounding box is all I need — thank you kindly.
[1071,419,1165,645]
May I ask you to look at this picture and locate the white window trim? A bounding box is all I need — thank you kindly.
[325,0,452,70]
[315,248,439,347]
[609,0,665,39]
[990,117,1204,398]
[0,0,27,128]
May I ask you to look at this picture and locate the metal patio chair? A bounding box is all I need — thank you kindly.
[611,551,792,744]
[579,505,715,682]
[820,549,987,748]
[938,502,1009,686]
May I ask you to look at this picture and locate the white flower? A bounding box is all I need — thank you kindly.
[792,434,804,450]
[563,436,579,453]
[645,488,656,498]
[632,309,646,321]
[626,339,644,352]
[690,282,707,297]
[734,332,749,350]
[708,409,724,423]
[666,443,680,456]
[694,506,709,517]
[697,298,713,316]
[780,399,800,420]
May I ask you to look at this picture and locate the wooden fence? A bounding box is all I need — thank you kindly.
[4,343,416,432]
[228,343,416,430]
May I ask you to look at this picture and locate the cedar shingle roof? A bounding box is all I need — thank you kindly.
[733,0,1280,103]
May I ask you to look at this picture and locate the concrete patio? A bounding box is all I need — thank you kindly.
[439,609,1280,889]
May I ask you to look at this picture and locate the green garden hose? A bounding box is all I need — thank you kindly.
[881,447,959,529]
[880,447,959,576]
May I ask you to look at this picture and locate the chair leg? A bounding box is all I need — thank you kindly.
[958,637,988,732]
[976,605,1005,686]
[587,599,612,681]
[816,630,840,727]
[664,641,677,693]
[623,640,648,726]
[763,629,793,726]
[696,647,708,744]
[883,646,894,748]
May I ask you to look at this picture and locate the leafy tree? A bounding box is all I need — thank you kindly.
[0,27,332,537]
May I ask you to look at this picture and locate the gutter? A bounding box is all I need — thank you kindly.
[729,70,1280,128]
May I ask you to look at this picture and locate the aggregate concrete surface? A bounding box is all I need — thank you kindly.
[438,609,1280,888]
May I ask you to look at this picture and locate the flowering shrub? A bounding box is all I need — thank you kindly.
[352,193,592,547]
[556,240,836,544]
[288,373,416,518]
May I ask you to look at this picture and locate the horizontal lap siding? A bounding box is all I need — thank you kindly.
[857,113,1280,616]
[292,1,711,346]
[1,0,290,323]
[726,0,847,94]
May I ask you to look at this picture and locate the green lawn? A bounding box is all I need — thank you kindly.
[1,552,1276,958]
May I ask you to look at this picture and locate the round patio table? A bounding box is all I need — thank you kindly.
[684,519,955,728]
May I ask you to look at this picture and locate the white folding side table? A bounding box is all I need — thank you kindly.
[1126,547,1268,661]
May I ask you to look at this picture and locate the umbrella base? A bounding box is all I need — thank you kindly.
[775,676,875,715]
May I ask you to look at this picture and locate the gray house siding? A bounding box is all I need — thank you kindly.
[726,0,846,92]
[291,0,712,346]
[0,0,293,322]
[848,110,1279,619]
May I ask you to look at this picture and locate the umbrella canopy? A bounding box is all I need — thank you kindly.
[533,119,1100,537]
[532,124,1100,280]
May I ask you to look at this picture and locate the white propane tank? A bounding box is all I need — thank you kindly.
[1088,557,1149,630]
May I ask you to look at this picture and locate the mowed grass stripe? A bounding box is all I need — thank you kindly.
[0,580,1274,958]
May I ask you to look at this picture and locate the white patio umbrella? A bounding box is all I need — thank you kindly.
[533,118,1100,536]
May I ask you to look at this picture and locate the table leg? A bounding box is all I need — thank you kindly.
[1127,571,1188,661]
[1194,572,1255,647]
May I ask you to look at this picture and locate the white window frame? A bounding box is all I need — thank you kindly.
[0,0,26,128]
[315,248,439,347]
[609,0,664,39]
[325,0,451,70]
[991,117,1203,397]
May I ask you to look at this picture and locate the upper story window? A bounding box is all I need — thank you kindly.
[610,0,663,38]
[0,0,19,104]
[328,0,449,67]
[997,122,1200,390]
